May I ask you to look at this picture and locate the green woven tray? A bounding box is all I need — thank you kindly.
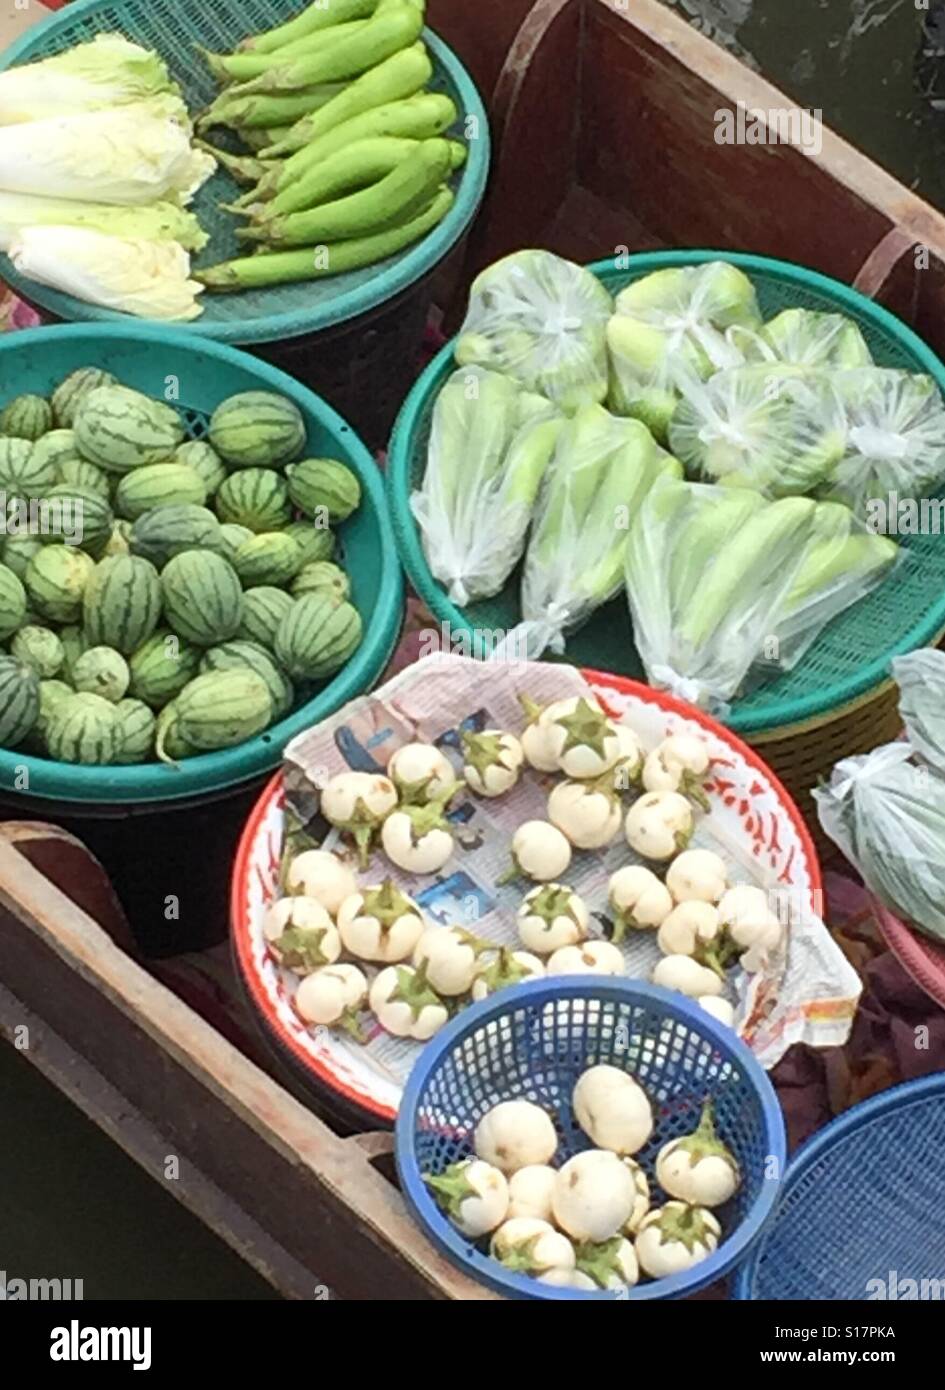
[0,323,404,806]
[0,0,490,343]
[387,250,945,736]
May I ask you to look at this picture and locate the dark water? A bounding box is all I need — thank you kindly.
[664,0,945,210]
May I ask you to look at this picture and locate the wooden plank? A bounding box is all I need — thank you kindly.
[0,832,495,1301]
[427,0,536,106]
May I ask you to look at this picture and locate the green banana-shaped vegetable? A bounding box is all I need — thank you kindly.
[237,0,380,54]
[669,487,766,618]
[237,1,424,95]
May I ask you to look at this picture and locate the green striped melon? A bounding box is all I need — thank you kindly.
[215,469,290,533]
[73,647,130,703]
[115,463,207,521]
[83,554,162,655]
[176,440,226,496]
[130,505,223,568]
[41,486,114,558]
[0,656,39,747]
[208,392,305,470]
[74,385,184,473]
[32,429,78,473]
[25,545,96,623]
[34,679,74,749]
[58,625,88,682]
[161,551,243,647]
[157,670,271,762]
[113,697,157,764]
[153,703,199,762]
[275,595,363,680]
[2,535,42,581]
[218,523,254,561]
[232,532,302,588]
[1,394,53,441]
[45,692,119,765]
[128,629,201,708]
[200,640,294,721]
[104,522,132,558]
[51,368,117,428]
[284,521,335,565]
[11,624,64,679]
[0,563,27,639]
[57,457,111,499]
[291,560,351,602]
[237,587,294,651]
[0,442,57,500]
[286,458,362,523]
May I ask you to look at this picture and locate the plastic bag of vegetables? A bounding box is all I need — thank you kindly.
[731,308,873,370]
[606,261,759,440]
[410,366,561,605]
[892,648,945,775]
[492,405,678,659]
[625,475,816,709]
[668,362,847,496]
[823,369,945,517]
[814,742,945,944]
[454,251,614,413]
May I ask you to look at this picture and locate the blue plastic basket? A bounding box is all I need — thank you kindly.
[0,323,404,807]
[396,978,786,1300]
[0,0,490,344]
[733,1073,945,1301]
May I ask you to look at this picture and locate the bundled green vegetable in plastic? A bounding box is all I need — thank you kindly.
[625,475,816,709]
[606,261,759,439]
[455,251,614,412]
[892,648,945,774]
[493,405,679,659]
[410,367,561,605]
[734,308,873,370]
[668,363,847,496]
[823,369,945,517]
[814,743,945,944]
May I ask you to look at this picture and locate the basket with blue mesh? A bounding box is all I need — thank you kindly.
[395,978,786,1301]
[0,0,491,446]
[733,1073,945,1300]
[386,249,945,829]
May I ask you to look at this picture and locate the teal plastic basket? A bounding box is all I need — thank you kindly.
[387,250,945,736]
[0,324,404,806]
[0,0,490,344]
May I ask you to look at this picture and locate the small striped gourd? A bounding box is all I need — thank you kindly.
[83,555,162,655]
[237,587,294,651]
[0,563,27,639]
[160,551,243,646]
[73,647,131,704]
[0,656,39,747]
[156,670,271,763]
[128,629,202,708]
[11,624,64,679]
[0,438,57,499]
[45,692,119,765]
[286,457,361,522]
[74,385,184,473]
[208,391,305,470]
[200,640,294,720]
[0,393,53,441]
[115,463,207,520]
[51,368,117,428]
[25,545,96,623]
[175,440,227,496]
[284,521,335,565]
[275,595,363,680]
[291,560,351,602]
[130,504,223,568]
[232,532,302,588]
[41,485,114,557]
[113,698,157,764]
[215,468,291,533]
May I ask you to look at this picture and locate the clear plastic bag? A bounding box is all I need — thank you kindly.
[668,362,847,496]
[606,260,758,440]
[814,742,945,944]
[454,250,614,413]
[625,475,817,710]
[492,404,677,660]
[410,366,561,606]
[823,368,945,518]
[731,307,873,370]
[892,648,945,775]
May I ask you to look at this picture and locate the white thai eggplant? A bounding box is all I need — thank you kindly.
[490,1218,576,1277]
[548,775,622,848]
[387,742,455,804]
[546,696,622,779]
[368,963,448,1040]
[517,883,589,954]
[507,1164,558,1222]
[574,1236,640,1291]
[656,901,725,974]
[655,1099,741,1208]
[546,941,626,976]
[625,791,694,860]
[612,723,644,790]
[518,693,596,772]
[471,947,545,1001]
[336,880,425,963]
[538,1268,598,1290]
[573,1064,653,1155]
[635,1201,721,1278]
[380,781,464,875]
[461,728,524,797]
[501,820,572,884]
[621,1158,651,1236]
[425,1158,509,1238]
[608,865,674,942]
[699,996,736,1028]
[413,925,491,996]
[642,734,712,809]
[716,884,784,970]
[263,896,341,976]
[474,1099,558,1174]
[320,771,398,868]
[294,963,367,1037]
[285,849,358,917]
[665,848,728,905]
[552,1149,637,1242]
[652,954,724,999]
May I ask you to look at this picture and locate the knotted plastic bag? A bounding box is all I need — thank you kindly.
[606,260,759,440]
[814,742,945,944]
[410,366,561,607]
[892,648,945,775]
[455,250,614,413]
[731,307,873,371]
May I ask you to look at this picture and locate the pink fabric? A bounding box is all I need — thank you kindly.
[0,285,40,332]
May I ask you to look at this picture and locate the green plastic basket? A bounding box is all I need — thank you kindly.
[0,324,404,806]
[0,0,490,344]
[387,249,945,736]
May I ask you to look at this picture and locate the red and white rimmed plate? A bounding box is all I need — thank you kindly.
[232,666,830,1127]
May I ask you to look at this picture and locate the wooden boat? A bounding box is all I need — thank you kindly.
[4,0,945,1299]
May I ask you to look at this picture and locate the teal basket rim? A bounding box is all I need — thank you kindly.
[0,322,405,807]
[387,248,945,736]
[0,9,491,344]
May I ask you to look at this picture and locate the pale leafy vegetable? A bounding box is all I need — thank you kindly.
[0,191,207,252]
[0,34,181,126]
